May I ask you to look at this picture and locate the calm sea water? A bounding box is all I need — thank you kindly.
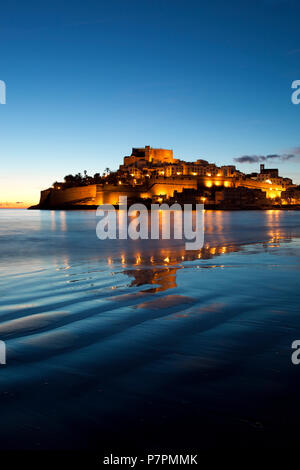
[0,209,300,450]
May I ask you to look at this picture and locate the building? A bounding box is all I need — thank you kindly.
[118,147,294,199]
[36,146,296,209]
[123,146,174,166]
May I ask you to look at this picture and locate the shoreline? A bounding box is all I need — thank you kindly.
[28,204,300,211]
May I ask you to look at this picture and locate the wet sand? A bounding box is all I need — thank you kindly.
[0,209,300,450]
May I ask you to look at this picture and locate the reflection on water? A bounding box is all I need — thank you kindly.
[125,266,179,292]
[0,209,298,268]
[122,244,244,292]
[0,209,300,450]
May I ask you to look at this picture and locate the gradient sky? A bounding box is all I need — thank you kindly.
[0,0,300,207]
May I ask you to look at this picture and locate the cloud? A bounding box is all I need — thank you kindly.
[234,152,300,164]
[288,49,300,55]
[287,147,300,155]
[0,201,24,207]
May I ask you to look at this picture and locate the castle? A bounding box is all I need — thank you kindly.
[37,146,298,209]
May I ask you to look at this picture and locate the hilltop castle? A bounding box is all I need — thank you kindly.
[36,146,299,209]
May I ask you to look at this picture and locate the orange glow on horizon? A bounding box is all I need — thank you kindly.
[0,172,54,209]
[0,201,36,209]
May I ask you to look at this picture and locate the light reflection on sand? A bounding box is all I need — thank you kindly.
[0,209,300,449]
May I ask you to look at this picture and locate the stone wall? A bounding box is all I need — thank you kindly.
[95,185,140,205]
[40,185,97,207]
[39,174,287,209]
[148,178,198,198]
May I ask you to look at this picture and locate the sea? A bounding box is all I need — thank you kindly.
[0,208,300,450]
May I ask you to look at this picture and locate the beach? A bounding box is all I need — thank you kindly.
[0,209,300,450]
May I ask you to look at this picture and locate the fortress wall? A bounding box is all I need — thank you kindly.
[236,179,283,198]
[39,189,51,205]
[148,179,197,197]
[147,177,283,198]
[39,174,286,209]
[48,185,97,206]
[95,185,142,205]
[199,177,232,188]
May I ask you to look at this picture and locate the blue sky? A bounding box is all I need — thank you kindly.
[0,0,300,206]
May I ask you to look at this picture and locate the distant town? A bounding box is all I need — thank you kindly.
[32,146,300,210]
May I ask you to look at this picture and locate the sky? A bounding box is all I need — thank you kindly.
[0,0,300,207]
